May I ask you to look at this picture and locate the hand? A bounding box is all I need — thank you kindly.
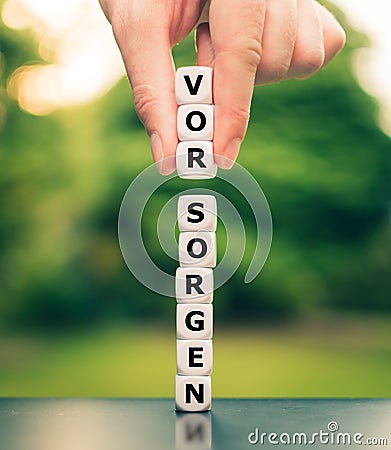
[99,0,346,174]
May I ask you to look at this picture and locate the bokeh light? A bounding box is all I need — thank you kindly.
[1,0,391,136]
[2,0,125,114]
[0,0,390,399]
[333,0,391,135]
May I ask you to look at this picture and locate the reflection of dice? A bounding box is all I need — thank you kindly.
[175,411,212,448]
[175,66,216,413]
[177,339,213,376]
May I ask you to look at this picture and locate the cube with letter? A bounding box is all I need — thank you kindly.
[177,304,213,340]
[176,267,214,304]
[175,66,213,105]
[178,195,217,232]
[175,66,216,413]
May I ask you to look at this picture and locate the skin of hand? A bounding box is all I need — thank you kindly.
[99,0,346,174]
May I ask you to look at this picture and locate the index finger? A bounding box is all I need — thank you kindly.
[209,0,266,168]
[111,11,177,175]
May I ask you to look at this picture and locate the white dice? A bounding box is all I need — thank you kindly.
[175,412,212,449]
[175,375,212,412]
[175,66,213,105]
[175,67,217,413]
[177,304,213,340]
[176,141,217,179]
[176,66,217,180]
[177,104,214,141]
[176,268,214,304]
[177,340,213,376]
[178,195,217,232]
[179,232,216,268]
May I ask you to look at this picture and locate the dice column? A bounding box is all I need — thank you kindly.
[174,67,218,412]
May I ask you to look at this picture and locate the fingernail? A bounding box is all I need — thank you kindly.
[150,133,164,174]
[217,139,241,169]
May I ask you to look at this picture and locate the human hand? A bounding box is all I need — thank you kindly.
[99,0,345,174]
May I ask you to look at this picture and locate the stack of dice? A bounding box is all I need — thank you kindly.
[175,66,218,412]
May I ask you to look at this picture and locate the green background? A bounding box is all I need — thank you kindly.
[0,2,390,397]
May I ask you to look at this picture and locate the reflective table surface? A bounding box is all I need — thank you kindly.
[1,399,390,449]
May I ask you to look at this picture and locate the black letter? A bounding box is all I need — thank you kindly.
[186,274,204,294]
[188,148,206,168]
[185,311,205,331]
[187,238,207,259]
[189,347,204,367]
[184,74,203,96]
[185,383,204,404]
[185,422,204,442]
[186,111,206,131]
[187,202,205,223]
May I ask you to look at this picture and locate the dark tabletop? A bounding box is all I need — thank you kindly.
[1,399,390,449]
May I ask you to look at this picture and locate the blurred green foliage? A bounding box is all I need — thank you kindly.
[1,316,391,397]
[0,3,390,332]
